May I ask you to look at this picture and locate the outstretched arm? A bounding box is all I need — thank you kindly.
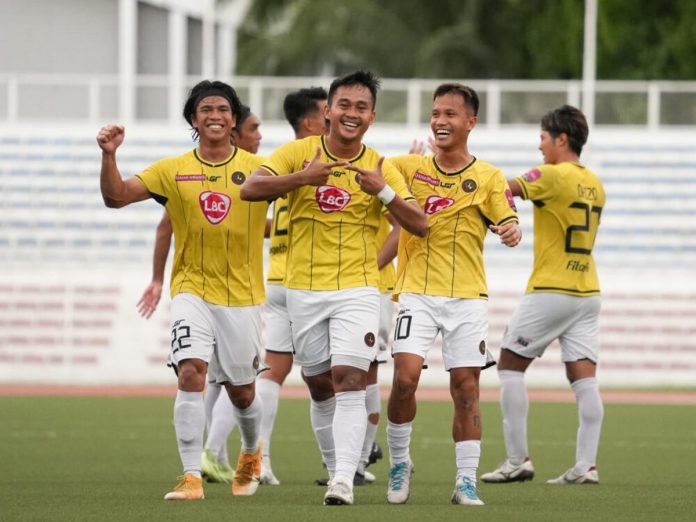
[137,212,172,319]
[347,158,429,238]
[97,124,150,208]
[240,147,347,201]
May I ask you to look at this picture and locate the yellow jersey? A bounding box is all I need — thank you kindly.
[260,135,415,291]
[376,216,396,293]
[391,154,518,299]
[135,148,268,306]
[267,195,289,284]
[515,162,605,296]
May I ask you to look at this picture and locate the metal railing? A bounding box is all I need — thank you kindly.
[2,73,696,129]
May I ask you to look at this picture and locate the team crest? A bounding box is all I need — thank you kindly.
[252,356,260,370]
[424,195,454,215]
[364,332,376,347]
[462,179,477,193]
[231,171,246,185]
[199,191,231,224]
[522,168,541,182]
[316,185,351,213]
[479,340,486,355]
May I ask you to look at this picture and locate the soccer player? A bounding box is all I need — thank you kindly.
[481,105,605,485]
[135,105,264,485]
[240,70,428,505]
[98,80,268,500]
[385,83,521,507]
[255,86,329,485]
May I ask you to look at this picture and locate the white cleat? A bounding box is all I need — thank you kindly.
[481,458,535,483]
[260,456,280,486]
[386,460,414,504]
[323,477,354,505]
[451,477,484,506]
[547,466,599,484]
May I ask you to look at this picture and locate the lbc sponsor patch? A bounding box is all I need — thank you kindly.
[522,169,541,182]
[423,195,454,215]
[199,191,231,224]
[505,188,517,211]
[316,185,351,213]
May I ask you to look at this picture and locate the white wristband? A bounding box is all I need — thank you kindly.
[376,184,396,205]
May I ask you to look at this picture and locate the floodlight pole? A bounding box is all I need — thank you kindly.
[582,0,598,127]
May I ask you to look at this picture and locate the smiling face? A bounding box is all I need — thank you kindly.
[232,113,262,154]
[430,92,477,150]
[191,96,236,144]
[539,129,566,164]
[325,85,375,144]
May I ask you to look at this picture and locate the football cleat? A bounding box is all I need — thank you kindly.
[201,449,233,483]
[231,444,262,496]
[164,473,204,500]
[481,458,535,483]
[386,460,414,504]
[367,442,383,466]
[451,477,484,506]
[547,466,599,484]
[323,477,354,505]
[260,456,280,486]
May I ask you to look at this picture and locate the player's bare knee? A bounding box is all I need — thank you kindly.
[177,360,206,391]
[392,374,418,399]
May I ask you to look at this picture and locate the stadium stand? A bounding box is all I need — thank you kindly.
[0,125,694,387]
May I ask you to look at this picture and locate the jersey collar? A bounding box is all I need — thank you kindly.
[193,147,238,167]
[432,155,477,176]
[321,135,366,164]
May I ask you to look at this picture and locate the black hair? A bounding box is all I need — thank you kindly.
[283,87,328,133]
[235,105,253,131]
[541,105,589,155]
[182,80,242,141]
[433,83,479,116]
[328,70,380,110]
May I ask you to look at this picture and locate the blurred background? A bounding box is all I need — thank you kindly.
[0,0,694,388]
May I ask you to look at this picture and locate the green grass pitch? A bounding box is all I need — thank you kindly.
[1,396,694,521]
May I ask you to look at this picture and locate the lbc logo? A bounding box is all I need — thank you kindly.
[424,195,454,215]
[316,185,351,213]
[199,191,231,224]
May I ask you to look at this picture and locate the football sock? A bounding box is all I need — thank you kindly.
[205,392,237,462]
[499,370,529,465]
[333,390,367,483]
[455,440,481,483]
[310,396,336,476]
[360,383,381,468]
[234,394,263,453]
[256,378,281,459]
[203,383,227,463]
[173,390,206,475]
[387,420,412,466]
[572,377,603,474]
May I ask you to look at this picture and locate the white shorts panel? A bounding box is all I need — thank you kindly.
[392,293,489,370]
[377,292,394,363]
[264,284,293,354]
[501,293,601,362]
[169,293,265,386]
[287,287,380,369]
